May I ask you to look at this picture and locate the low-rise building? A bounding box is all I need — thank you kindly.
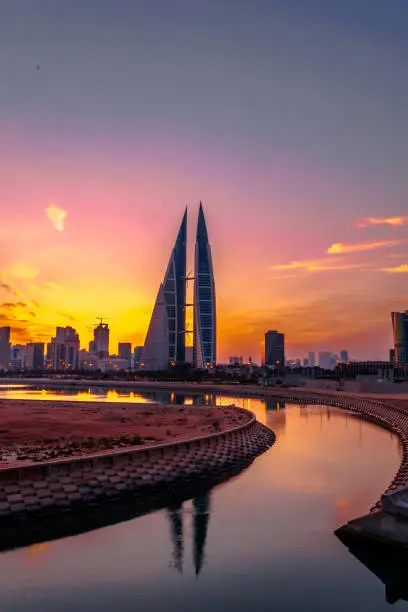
[98,357,130,372]
[78,350,98,371]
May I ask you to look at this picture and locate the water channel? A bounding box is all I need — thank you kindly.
[0,385,404,610]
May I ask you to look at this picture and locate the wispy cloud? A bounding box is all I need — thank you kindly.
[327,240,402,255]
[56,310,77,322]
[45,204,67,231]
[0,281,13,293]
[8,261,39,279]
[380,264,408,274]
[271,258,368,273]
[356,216,408,228]
[0,301,27,310]
[269,273,304,280]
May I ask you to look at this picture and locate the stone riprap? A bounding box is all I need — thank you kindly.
[0,406,274,525]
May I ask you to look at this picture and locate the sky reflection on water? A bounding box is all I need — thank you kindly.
[0,389,403,611]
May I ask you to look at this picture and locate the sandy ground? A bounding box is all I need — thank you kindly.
[0,400,248,466]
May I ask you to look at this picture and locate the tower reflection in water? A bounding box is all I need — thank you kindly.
[168,503,184,573]
[265,398,286,433]
[167,491,211,577]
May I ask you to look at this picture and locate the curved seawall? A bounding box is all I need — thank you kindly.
[261,388,408,509]
[0,406,274,530]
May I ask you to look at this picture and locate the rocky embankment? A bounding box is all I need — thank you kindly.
[0,404,275,534]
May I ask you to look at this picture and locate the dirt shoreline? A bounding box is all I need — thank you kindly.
[0,399,246,467]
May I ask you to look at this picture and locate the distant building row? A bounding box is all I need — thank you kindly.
[0,323,197,372]
[0,325,139,372]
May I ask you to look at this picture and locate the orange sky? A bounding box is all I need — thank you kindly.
[0,189,406,361]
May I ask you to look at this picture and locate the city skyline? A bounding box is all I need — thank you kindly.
[0,320,365,370]
[1,1,407,361]
[0,199,402,363]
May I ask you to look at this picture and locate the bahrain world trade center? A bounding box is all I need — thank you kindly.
[142,203,216,370]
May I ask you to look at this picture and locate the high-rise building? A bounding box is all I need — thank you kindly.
[94,321,110,358]
[264,331,285,374]
[143,209,187,370]
[25,343,44,370]
[10,344,25,370]
[318,351,333,370]
[391,311,408,363]
[133,346,144,368]
[49,326,80,369]
[340,350,349,363]
[0,327,11,371]
[308,352,316,367]
[390,348,396,363]
[193,203,216,369]
[118,342,132,369]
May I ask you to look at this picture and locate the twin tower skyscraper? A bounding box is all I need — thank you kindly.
[142,203,216,370]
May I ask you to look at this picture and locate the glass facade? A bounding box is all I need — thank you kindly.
[391,311,408,363]
[143,210,187,369]
[264,331,285,375]
[193,203,216,368]
[163,211,187,364]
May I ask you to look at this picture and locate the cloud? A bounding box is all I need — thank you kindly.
[327,240,402,255]
[1,301,27,309]
[56,310,77,322]
[356,216,408,228]
[9,261,39,279]
[271,258,368,273]
[269,273,304,280]
[380,264,408,273]
[273,261,313,271]
[45,204,67,231]
[0,281,13,293]
[0,279,20,297]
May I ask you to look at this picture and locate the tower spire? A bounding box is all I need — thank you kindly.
[143,208,187,369]
[193,202,216,369]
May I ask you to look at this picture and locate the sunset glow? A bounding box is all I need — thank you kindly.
[356,216,408,228]
[381,264,408,274]
[327,240,403,255]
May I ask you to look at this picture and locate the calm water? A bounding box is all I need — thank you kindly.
[0,385,405,610]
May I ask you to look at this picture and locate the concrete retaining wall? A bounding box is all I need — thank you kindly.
[0,406,275,523]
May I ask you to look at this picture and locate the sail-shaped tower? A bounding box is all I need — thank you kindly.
[143,209,187,370]
[193,203,216,368]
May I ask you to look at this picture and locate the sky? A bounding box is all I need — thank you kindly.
[0,0,407,361]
